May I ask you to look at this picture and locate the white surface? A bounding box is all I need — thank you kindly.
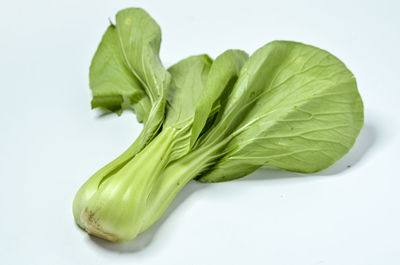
[1,0,399,264]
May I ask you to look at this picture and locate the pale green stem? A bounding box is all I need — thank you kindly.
[80,127,178,241]
[72,105,163,228]
[140,137,232,233]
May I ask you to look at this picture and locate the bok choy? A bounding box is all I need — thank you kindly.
[73,8,363,242]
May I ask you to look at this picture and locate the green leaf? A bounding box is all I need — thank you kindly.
[115,8,170,103]
[198,41,364,182]
[89,8,170,136]
[165,55,213,128]
[89,25,150,120]
[164,55,213,162]
[113,8,171,148]
[190,49,248,147]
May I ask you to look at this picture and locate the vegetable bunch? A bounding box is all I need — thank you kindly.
[73,8,364,242]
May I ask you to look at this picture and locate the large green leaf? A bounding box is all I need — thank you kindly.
[164,55,213,162]
[198,41,364,182]
[190,50,248,147]
[115,8,170,103]
[89,7,170,133]
[165,55,213,128]
[89,25,151,121]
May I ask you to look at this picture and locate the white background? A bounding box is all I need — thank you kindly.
[1,0,399,264]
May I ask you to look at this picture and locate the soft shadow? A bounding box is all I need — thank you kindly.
[239,167,306,181]
[89,181,210,253]
[93,108,135,119]
[89,122,378,251]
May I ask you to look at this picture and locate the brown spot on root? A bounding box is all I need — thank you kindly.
[81,207,119,242]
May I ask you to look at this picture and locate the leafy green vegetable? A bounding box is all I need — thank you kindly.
[73,8,364,242]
